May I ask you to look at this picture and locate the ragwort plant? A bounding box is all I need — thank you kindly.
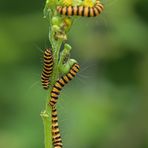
[40,0,104,147]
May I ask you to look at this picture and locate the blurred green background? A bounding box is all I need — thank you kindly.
[0,0,148,148]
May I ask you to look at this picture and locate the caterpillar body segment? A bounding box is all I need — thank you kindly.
[52,106,63,148]
[41,48,54,89]
[49,63,80,106]
[57,0,104,17]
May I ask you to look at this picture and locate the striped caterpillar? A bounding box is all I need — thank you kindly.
[52,106,63,148]
[41,48,54,89]
[49,63,80,106]
[57,0,104,17]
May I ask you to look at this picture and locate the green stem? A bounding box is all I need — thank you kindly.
[41,1,76,148]
[41,18,63,148]
[41,40,62,148]
[40,106,52,148]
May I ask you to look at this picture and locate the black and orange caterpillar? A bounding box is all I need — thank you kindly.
[49,63,80,106]
[41,48,54,89]
[57,0,104,17]
[51,106,63,148]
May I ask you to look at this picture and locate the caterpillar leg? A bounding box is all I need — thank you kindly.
[52,106,63,148]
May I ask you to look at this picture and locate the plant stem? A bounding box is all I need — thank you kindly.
[41,1,76,148]
[41,16,64,147]
[41,39,62,148]
[41,106,52,148]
